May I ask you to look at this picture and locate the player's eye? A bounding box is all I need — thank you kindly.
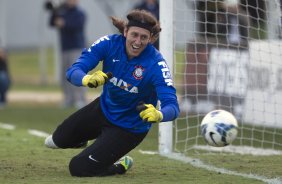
[141,35,149,41]
[131,32,138,38]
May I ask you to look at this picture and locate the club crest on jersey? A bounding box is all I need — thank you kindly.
[133,65,144,80]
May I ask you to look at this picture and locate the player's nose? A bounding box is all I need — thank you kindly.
[134,36,142,45]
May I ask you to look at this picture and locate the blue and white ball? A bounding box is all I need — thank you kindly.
[200,110,238,147]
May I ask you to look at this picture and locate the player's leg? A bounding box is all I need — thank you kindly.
[0,91,4,106]
[69,49,87,109]
[61,50,78,107]
[0,71,8,106]
[45,97,103,149]
[68,122,147,177]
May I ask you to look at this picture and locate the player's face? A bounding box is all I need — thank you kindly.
[124,26,151,59]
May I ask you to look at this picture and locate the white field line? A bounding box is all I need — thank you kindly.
[193,145,282,156]
[0,122,15,130]
[7,91,99,103]
[139,149,282,183]
[163,153,282,184]
[0,122,50,138]
[138,149,158,155]
[28,129,50,138]
[8,91,62,103]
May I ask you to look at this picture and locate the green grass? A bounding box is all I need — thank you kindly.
[8,48,56,87]
[194,154,282,179]
[0,104,270,184]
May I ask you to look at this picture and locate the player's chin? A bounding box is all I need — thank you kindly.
[129,49,142,58]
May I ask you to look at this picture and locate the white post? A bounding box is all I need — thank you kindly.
[54,32,61,84]
[266,0,281,39]
[0,0,7,47]
[159,0,173,155]
[38,10,48,85]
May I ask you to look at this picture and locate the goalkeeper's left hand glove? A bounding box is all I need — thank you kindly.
[138,104,163,123]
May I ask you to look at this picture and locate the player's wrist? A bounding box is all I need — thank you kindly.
[157,110,163,122]
[82,75,91,86]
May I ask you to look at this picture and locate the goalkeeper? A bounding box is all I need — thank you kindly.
[45,9,179,177]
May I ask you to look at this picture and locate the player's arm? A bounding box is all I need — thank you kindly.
[66,49,100,86]
[137,88,179,123]
[155,86,179,122]
[67,63,111,88]
[66,36,110,87]
[138,60,179,123]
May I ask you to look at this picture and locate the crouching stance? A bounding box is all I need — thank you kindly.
[45,9,179,177]
[45,98,139,176]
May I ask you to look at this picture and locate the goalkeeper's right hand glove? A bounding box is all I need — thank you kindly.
[82,70,109,88]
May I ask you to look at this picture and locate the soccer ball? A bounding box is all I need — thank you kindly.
[200,109,238,147]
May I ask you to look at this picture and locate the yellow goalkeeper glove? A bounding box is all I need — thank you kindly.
[139,104,163,123]
[82,70,109,88]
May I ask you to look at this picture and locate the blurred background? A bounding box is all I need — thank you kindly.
[0,0,195,107]
[0,0,142,106]
[0,0,140,49]
[0,0,279,107]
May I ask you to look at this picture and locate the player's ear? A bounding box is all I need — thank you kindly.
[123,27,128,37]
[150,33,158,44]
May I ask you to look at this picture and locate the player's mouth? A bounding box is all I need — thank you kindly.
[130,44,143,55]
[132,45,141,50]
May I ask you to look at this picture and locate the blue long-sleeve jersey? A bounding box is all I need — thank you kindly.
[66,34,179,133]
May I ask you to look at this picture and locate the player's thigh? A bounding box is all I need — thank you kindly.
[53,97,103,147]
[75,126,147,167]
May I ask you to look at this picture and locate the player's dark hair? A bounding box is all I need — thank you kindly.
[110,9,161,44]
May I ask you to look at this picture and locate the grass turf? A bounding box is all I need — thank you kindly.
[0,104,274,184]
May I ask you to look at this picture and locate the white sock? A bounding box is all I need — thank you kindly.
[45,135,59,149]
